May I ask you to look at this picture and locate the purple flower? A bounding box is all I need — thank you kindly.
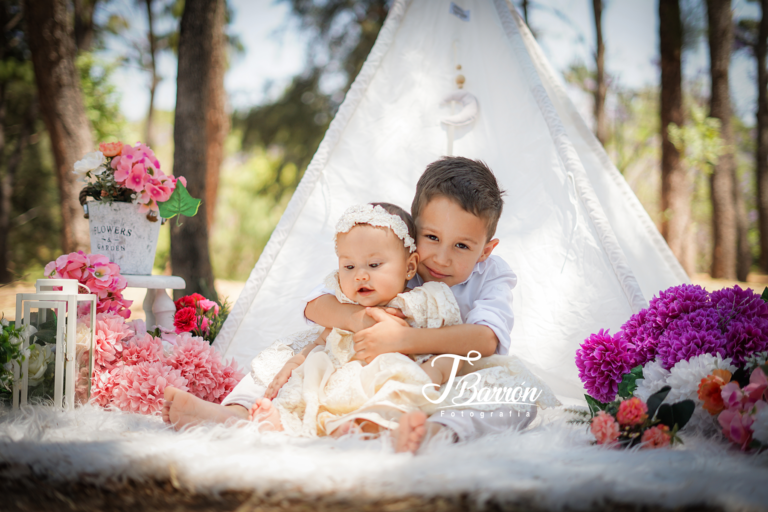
[656,308,727,369]
[647,284,711,330]
[622,284,711,366]
[576,329,633,403]
[712,285,768,324]
[621,309,661,367]
[724,318,768,366]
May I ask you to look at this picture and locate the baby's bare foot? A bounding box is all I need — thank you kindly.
[249,398,284,432]
[395,411,429,453]
[166,387,241,430]
[163,386,180,424]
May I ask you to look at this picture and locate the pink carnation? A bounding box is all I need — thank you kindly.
[198,299,220,315]
[616,397,648,427]
[121,333,164,366]
[91,313,134,369]
[165,333,244,404]
[90,366,124,408]
[590,411,620,445]
[111,362,188,415]
[641,425,671,449]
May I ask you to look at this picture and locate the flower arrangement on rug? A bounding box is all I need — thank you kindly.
[576,284,768,450]
[569,388,694,448]
[44,251,132,318]
[173,293,230,344]
[76,141,200,221]
[85,314,244,414]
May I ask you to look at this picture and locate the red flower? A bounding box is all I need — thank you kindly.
[174,293,207,310]
[174,307,198,333]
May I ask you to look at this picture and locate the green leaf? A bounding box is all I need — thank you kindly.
[762,287,768,303]
[584,394,608,416]
[618,365,644,399]
[647,385,671,420]
[656,400,695,430]
[157,181,201,221]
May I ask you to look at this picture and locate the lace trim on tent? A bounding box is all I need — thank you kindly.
[213,0,413,355]
[494,0,647,314]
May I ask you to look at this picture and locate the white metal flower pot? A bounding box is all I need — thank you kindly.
[88,201,161,275]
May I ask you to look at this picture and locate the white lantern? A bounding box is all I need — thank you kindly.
[12,279,97,410]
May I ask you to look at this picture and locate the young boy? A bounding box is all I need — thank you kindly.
[302,156,532,452]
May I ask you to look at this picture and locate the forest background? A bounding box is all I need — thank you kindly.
[2,0,768,300]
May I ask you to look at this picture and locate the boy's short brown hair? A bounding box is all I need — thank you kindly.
[370,202,416,247]
[411,157,505,240]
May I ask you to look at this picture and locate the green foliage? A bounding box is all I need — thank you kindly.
[584,394,608,416]
[210,146,291,280]
[157,181,202,222]
[762,287,768,303]
[667,103,728,176]
[233,0,388,220]
[76,52,125,142]
[617,365,643,399]
[656,400,695,431]
[646,385,671,420]
[0,318,27,396]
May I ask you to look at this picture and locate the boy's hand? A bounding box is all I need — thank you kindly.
[352,308,411,364]
[265,363,298,399]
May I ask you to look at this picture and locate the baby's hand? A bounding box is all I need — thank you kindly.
[266,364,296,399]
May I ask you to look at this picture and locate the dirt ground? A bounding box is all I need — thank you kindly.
[0,471,726,512]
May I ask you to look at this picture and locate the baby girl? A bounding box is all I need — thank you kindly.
[248,202,467,437]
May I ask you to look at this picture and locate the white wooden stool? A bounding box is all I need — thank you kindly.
[123,275,186,330]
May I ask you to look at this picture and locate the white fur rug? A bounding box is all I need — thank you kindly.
[1,405,767,511]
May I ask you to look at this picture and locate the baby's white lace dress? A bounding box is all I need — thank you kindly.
[250,272,559,437]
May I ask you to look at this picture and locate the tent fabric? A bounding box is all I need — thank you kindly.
[213,0,688,402]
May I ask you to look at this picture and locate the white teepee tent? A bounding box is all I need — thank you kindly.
[213,0,689,402]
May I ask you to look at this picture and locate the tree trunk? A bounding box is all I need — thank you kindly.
[205,0,228,229]
[73,0,98,52]
[758,0,768,271]
[659,0,693,277]
[0,99,36,283]
[170,0,220,301]
[25,0,93,254]
[706,0,738,279]
[144,0,158,148]
[593,0,607,146]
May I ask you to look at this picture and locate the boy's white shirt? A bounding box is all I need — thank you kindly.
[303,254,517,355]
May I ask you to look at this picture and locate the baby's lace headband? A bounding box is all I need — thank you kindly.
[335,204,417,253]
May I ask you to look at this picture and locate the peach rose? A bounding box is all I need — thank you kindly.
[590,411,620,445]
[616,397,648,427]
[99,141,124,157]
[641,425,671,449]
[698,369,732,416]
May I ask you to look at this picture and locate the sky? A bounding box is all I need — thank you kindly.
[106,0,761,125]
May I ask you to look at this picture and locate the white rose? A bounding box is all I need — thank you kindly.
[73,151,106,178]
[27,344,54,386]
[21,325,37,339]
[753,406,768,445]
[3,362,12,372]
[1,318,8,327]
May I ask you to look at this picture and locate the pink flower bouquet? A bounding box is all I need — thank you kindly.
[570,388,693,449]
[75,141,187,218]
[44,251,132,318]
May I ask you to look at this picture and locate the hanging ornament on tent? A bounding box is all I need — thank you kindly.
[441,45,479,155]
